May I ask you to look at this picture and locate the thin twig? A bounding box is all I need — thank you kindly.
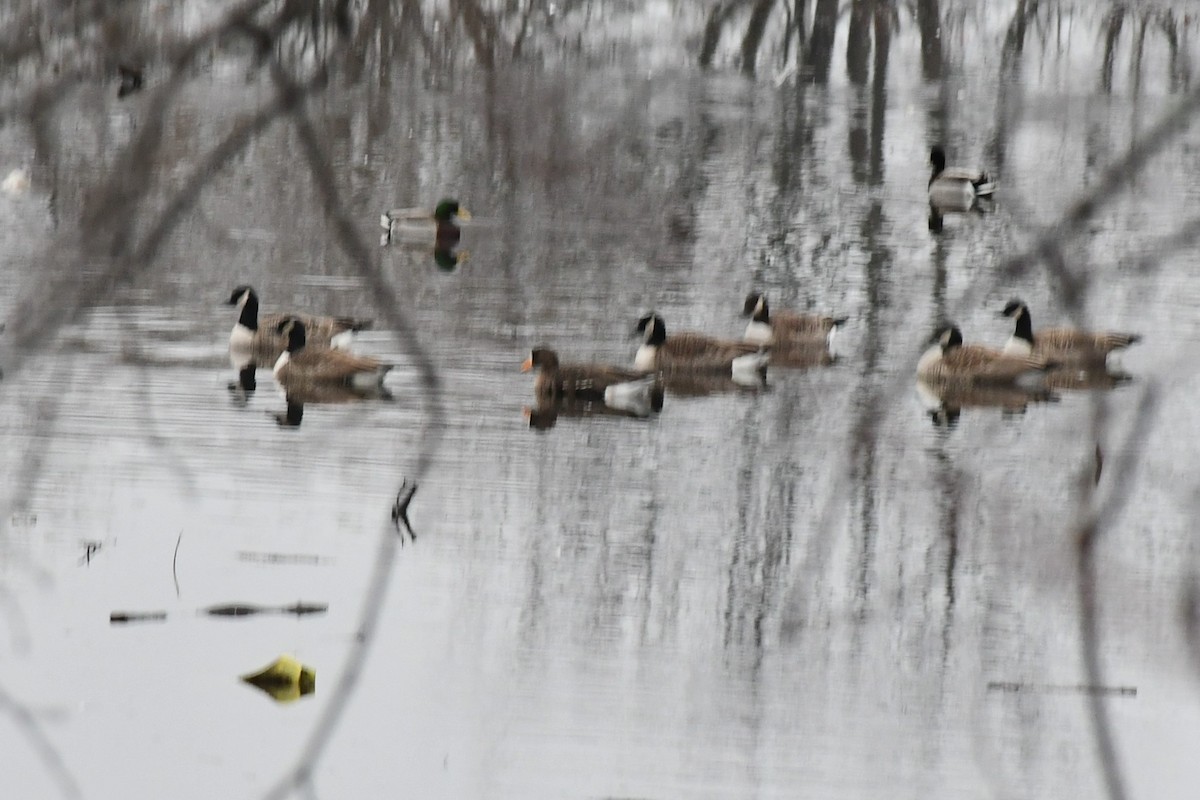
[0,682,81,799]
[172,530,182,598]
[260,54,444,800]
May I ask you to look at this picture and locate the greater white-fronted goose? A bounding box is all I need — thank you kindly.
[522,346,663,411]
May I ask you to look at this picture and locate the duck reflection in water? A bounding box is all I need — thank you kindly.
[433,246,469,272]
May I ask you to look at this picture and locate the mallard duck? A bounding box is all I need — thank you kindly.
[522,346,663,408]
[917,324,1052,385]
[928,146,995,209]
[1000,299,1141,367]
[380,199,470,247]
[741,292,847,348]
[273,318,392,392]
[226,285,372,359]
[634,313,768,379]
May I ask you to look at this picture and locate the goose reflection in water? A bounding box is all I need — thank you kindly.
[270,381,395,428]
[523,395,662,431]
[658,370,769,397]
[915,379,1059,428]
[227,349,259,407]
[1042,367,1134,392]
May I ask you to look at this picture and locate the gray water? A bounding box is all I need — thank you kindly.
[2,2,1200,798]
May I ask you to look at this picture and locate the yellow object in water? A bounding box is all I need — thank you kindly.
[241,654,316,703]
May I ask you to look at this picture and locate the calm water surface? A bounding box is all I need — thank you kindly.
[2,2,1200,798]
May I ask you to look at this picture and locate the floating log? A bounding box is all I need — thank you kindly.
[109,602,327,624]
[109,611,167,624]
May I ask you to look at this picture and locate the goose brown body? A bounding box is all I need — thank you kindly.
[522,347,660,403]
[227,286,371,361]
[635,313,767,375]
[741,292,847,346]
[273,318,392,391]
[918,325,1051,385]
[1001,299,1140,367]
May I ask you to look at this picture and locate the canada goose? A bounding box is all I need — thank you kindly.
[1000,299,1141,367]
[634,313,769,378]
[917,324,1052,385]
[273,318,392,393]
[380,199,470,247]
[522,347,663,409]
[226,285,372,359]
[928,146,995,209]
[741,292,847,348]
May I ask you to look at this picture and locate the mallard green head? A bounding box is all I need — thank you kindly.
[433,199,470,222]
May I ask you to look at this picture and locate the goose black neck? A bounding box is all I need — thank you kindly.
[752,298,769,323]
[277,400,304,427]
[237,293,259,331]
[285,323,306,352]
[930,147,946,173]
[644,318,666,346]
[1012,308,1034,344]
[238,364,257,391]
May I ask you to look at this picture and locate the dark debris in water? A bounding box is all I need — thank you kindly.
[391,478,418,543]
